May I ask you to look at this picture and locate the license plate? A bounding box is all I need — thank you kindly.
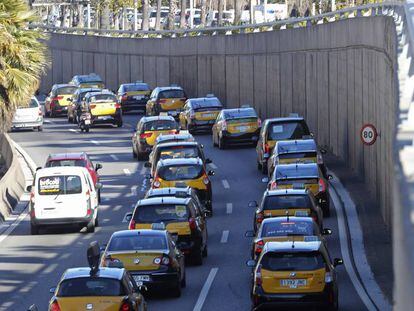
[202,113,214,118]
[84,120,91,125]
[280,279,306,288]
[98,116,111,120]
[237,126,248,132]
[133,275,150,282]
[292,182,305,189]
[134,95,143,100]
[168,111,178,116]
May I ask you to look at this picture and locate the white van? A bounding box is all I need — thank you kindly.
[28,166,101,235]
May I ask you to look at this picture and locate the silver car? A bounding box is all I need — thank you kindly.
[11,97,44,131]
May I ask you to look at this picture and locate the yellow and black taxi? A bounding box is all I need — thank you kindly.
[68,87,101,123]
[45,84,78,117]
[256,115,311,174]
[154,131,195,145]
[247,241,343,310]
[144,186,211,216]
[69,73,105,89]
[146,141,212,177]
[151,158,214,212]
[265,163,332,216]
[83,90,123,127]
[179,95,223,133]
[117,82,152,113]
[212,107,261,149]
[127,196,208,265]
[100,229,186,297]
[249,189,323,232]
[48,242,147,311]
[267,139,327,179]
[245,216,332,259]
[146,86,187,119]
[132,116,179,160]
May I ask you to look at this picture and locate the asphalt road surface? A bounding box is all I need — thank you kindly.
[0,114,367,311]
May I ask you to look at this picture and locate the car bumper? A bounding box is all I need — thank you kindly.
[189,120,215,131]
[11,120,43,129]
[31,215,92,226]
[176,235,202,254]
[222,130,260,144]
[52,106,68,115]
[92,114,121,124]
[131,271,180,290]
[122,99,147,111]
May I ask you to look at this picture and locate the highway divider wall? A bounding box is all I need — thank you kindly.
[42,16,397,227]
[0,134,25,221]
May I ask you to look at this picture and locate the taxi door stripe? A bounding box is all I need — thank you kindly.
[193,267,219,311]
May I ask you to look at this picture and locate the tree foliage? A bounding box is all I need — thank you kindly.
[0,0,49,131]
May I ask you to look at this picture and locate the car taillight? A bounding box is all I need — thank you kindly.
[161,256,170,265]
[264,143,270,154]
[140,132,153,139]
[153,176,161,188]
[38,108,43,116]
[120,301,131,311]
[189,217,196,230]
[222,120,227,131]
[256,212,264,224]
[115,103,121,109]
[257,118,262,127]
[319,178,326,192]
[121,94,128,101]
[255,264,262,286]
[312,214,318,223]
[270,181,277,190]
[52,96,63,102]
[202,173,210,185]
[255,240,264,255]
[49,300,61,311]
[30,192,35,204]
[159,99,167,104]
[90,104,96,109]
[129,219,136,230]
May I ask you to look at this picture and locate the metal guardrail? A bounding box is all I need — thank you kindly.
[29,2,404,38]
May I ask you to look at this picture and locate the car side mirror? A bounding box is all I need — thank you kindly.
[26,185,32,192]
[67,98,72,102]
[99,244,107,253]
[245,230,255,238]
[36,167,42,171]
[205,158,212,164]
[200,144,204,149]
[322,228,332,235]
[310,132,314,137]
[246,259,256,267]
[327,175,333,180]
[144,162,152,168]
[124,212,133,223]
[204,210,212,217]
[334,258,343,267]
[319,148,327,154]
[95,182,103,190]
[261,177,269,183]
[95,163,103,170]
[27,305,39,311]
[49,286,56,294]
[138,284,148,293]
[208,170,215,176]
[248,201,258,208]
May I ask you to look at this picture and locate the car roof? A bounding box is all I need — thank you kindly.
[62,267,124,281]
[36,166,89,177]
[146,187,191,197]
[155,86,183,91]
[188,97,222,108]
[85,90,114,97]
[141,116,176,122]
[156,133,194,142]
[276,139,317,154]
[274,163,319,179]
[136,196,190,206]
[264,241,322,253]
[265,189,309,196]
[121,82,149,87]
[155,141,199,149]
[53,84,76,89]
[111,229,167,238]
[264,116,305,124]
[77,87,102,93]
[158,157,203,166]
[222,107,257,118]
[47,152,87,161]
[72,74,103,83]
[261,216,314,225]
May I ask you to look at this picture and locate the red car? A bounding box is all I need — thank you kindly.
[44,152,103,202]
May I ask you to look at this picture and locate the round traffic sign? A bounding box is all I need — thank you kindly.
[360,124,378,145]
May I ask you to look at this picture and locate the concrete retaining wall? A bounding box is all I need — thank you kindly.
[0,134,25,221]
[41,16,397,226]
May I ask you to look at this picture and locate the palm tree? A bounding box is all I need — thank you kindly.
[200,0,207,26]
[180,0,186,28]
[218,0,223,26]
[155,0,162,30]
[167,0,177,30]
[234,0,242,25]
[0,0,49,131]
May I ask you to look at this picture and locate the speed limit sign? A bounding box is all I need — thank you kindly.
[360,124,378,145]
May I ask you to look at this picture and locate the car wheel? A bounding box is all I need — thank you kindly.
[30,224,39,235]
[257,161,262,171]
[86,220,95,233]
[192,247,203,266]
[202,244,208,257]
[95,214,99,227]
[218,136,226,150]
[212,134,218,147]
[98,190,101,204]
[85,127,90,133]
[172,281,182,298]
[116,120,123,128]
[37,126,43,132]
[181,271,186,288]
[67,115,72,123]
[137,151,146,161]
[132,149,137,159]
[261,163,267,175]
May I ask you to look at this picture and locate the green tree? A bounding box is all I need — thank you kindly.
[0,0,49,131]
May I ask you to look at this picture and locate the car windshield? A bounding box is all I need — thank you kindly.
[124,84,150,92]
[38,175,82,195]
[56,86,77,95]
[108,234,168,251]
[18,98,38,109]
[133,204,189,222]
[159,146,199,160]
[90,94,116,102]
[263,195,312,210]
[159,90,185,99]
[144,120,177,131]
[57,278,124,297]
[261,221,315,237]
[46,160,86,168]
[268,121,310,140]
[157,164,203,180]
[261,252,325,271]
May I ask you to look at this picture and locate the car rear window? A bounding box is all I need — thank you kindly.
[157,164,203,181]
[275,165,319,179]
[261,252,325,271]
[46,160,86,168]
[268,121,310,141]
[159,90,185,99]
[133,204,189,222]
[191,99,222,111]
[90,94,116,102]
[158,146,199,160]
[278,152,317,160]
[143,120,177,131]
[224,109,257,120]
[124,84,150,92]
[263,195,312,210]
[18,99,38,109]
[38,175,82,195]
[108,235,167,251]
[56,86,77,95]
[57,278,124,297]
[261,221,315,237]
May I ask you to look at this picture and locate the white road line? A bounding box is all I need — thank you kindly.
[226,203,233,214]
[90,140,100,145]
[43,263,58,274]
[131,186,138,196]
[193,268,219,311]
[110,154,119,161]
[220,230,229,243]
[330,173,384,311]
[221,179,230,189]
[123,168,131,176]
[0,210,28,244]
[209,163,218,169]
[114,205,122,211]
[139,163,147,175]
[68,129,77,133]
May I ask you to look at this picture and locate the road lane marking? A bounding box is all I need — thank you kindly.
[220,230,229,243]
[114,205,122,211]
[221,179,230,189]
[193,268,219,311]
[43,263,58,274]
[123,168,131,176]
[110,154,119,161]
[68,129,77,133]
[131,186,138,196]
[90,140,100,145]
[226,203,233,214]
[140,163,147,175]
[209,163,218,169]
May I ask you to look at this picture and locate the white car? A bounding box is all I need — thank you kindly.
[11,96,43,131]
[28,166,101,235]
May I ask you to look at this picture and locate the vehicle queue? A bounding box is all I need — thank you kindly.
[23,73,343,310]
